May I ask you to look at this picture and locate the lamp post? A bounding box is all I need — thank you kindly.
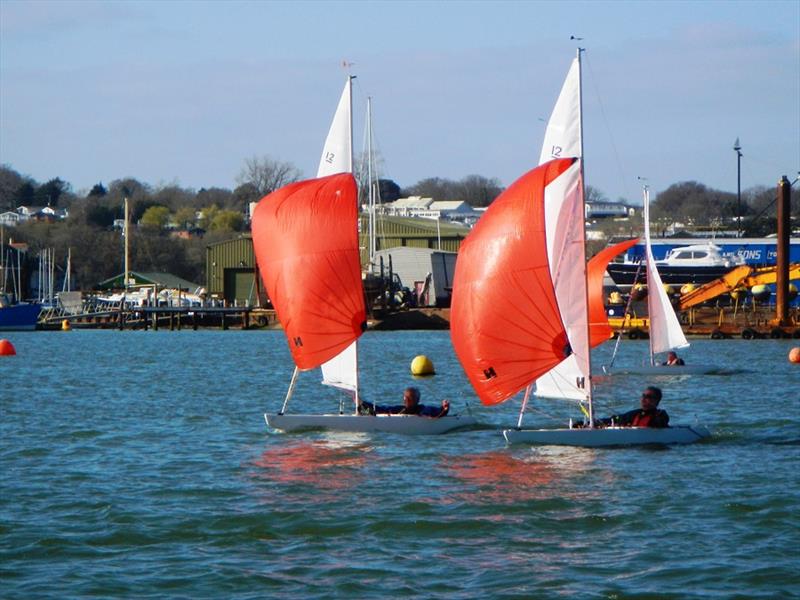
[733,138,742,237]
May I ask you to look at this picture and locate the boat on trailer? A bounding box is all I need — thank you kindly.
[450,50,710,447]
[253,77,475,436]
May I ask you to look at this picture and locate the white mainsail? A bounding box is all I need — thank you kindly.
[534,55,591,403]
[643,186,689,360]
[318,77,359,393]
[317,78,353,177]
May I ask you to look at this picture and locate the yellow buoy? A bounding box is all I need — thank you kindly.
[61,319,72,331]
[411,355,435,376]
[789,283,798,302]
[663,284,675,296]
[751,284,770,302]
[730,287,747,301]
[680,283,696,296]
[631,283,647,301]
[789,347,800,364]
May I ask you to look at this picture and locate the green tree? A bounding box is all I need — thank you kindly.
[13,181,35,207]
[36,177,70,206]
[197,205,220,231]
[0,165,26,210]
[88,183,107,198]
[140,205,171,229]
[209,210,244,231]
[174,206,197,230]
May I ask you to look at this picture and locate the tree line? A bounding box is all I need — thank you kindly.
[0,158,793,292]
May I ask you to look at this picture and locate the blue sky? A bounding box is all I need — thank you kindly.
[1,0,798,203]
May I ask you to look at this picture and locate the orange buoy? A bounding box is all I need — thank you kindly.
[0,339,16,356]
[789,347,800,364]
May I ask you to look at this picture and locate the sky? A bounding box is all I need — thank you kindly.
[1,0,798,203]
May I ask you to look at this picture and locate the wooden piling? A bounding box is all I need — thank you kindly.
[776,176,790,325]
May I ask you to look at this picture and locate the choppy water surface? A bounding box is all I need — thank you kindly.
[1,330,798,598]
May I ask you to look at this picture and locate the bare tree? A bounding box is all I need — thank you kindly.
[236,156,302,197]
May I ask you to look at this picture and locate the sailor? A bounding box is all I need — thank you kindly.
[599,386,670,428]
[359,387,450,418]
[663,351,685,366]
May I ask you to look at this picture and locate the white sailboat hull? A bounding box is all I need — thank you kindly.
[266,413,478,435]
[606,364,730,376]
[503,424,711,447]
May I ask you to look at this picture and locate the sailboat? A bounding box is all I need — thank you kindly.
[605,184,724,375]
[256,78,476,434]
[450,51,710,447]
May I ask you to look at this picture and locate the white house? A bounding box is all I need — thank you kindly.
[379,197,481,224]
[379,196,434,217]
[0,211,23,226]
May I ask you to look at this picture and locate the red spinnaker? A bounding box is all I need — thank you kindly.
[450,158,576,406]
[587,237,639,346]
[251,173,365,370]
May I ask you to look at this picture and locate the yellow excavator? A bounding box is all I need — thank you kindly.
[678,264,800,311]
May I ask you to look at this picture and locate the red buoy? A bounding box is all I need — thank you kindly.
[790,347,800,364]
[0,339,16,356]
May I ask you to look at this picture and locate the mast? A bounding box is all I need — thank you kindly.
[124,197,130,292]
[644,184,656,366]
[576,47,595,427]
[349,75,359,408]
[366,96,376,264]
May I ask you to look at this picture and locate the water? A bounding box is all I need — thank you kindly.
[1,330,798,598]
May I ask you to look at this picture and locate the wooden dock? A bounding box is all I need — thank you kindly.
[39,307,279,331]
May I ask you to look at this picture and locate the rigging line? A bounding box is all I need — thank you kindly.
[607,260,643,370]
[582,52,631,202]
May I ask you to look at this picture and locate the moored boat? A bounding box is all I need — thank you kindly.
[608,241,751,289]
[0,294,40,331]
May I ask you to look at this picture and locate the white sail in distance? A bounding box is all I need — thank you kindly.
[643,186,689,358]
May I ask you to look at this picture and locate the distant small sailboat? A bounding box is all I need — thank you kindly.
[255,78,475,435]
[606,185,724,376]
[450,51,709,447]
